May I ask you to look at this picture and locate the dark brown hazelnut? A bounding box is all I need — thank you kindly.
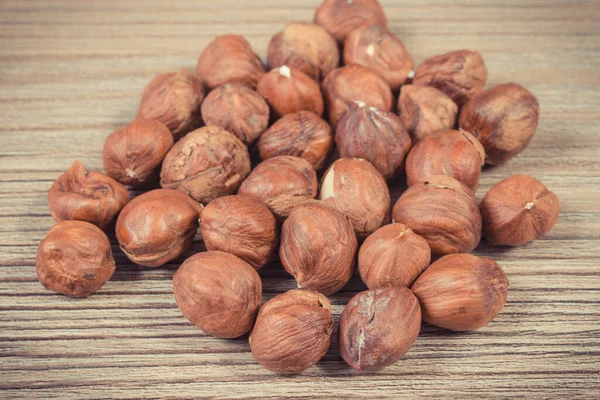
[36,220,115,297]
[48,160,129,230]
[116,189,203,267]
[459,83,540,165]
[160,126,251,204]
[480,174,559,246]
[338,286,421,371]
[412,254,509,331]
[249,289,333,374]
[314,0,387,42]
[392,175,482,257]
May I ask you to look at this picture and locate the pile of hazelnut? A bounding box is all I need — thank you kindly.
[36,0,560,374]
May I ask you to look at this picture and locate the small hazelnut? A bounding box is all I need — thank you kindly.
[335,101,411,181]
[459,83,540,165]
[137,69,204,140]
[48,160,129,230]
[249,289,333,374]
[116,189,203,267]
[36,220,115,297]
[413,49,487,107]
[338,286,421,371]
[314,0,387,42]
[200,83,270,146]
[480,174,559,246]
[319,157,390,238]
[258,111,334,171]
[358,223,431,290]
[412,254,509,331]
[392,175,482,257]
[160,126,251,204]
[280,201,357,295]
[238,156,318,221]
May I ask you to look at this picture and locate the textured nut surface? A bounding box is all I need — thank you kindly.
[412,254,509,331]
[314,0,387,42]
[339,286,421,371]
[36,220,115,297]
[249,289,333,374]
[480,174,559,246]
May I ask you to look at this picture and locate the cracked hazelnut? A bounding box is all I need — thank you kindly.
[314,0,387,42]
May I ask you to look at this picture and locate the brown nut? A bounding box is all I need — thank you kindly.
[36,221,115,297]
[322,64,393,128]
[200,83,269,146]
[200,195,278,270]
[102,119,174,187]
[392,175,482,257]
[238,156,318,221]
[480,174,559,246]
[258,111,334,171]
[459,83,540,165]
[335,101,412,181]
[48,160,129,230]
[413,49,487,107]
[160,126,251,204]
[319,157,390,238]
[137,69,204,140]
[280,201,357,295]
[314,0,387,42]
[412,254,509,331]
[116,189,203,267]
[339,286,421,371]
[358,223,431,290]
[397,84,458,143]
[249,289,333,374]
[406,129,485,192]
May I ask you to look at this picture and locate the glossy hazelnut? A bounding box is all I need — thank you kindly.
[258,111,334,171]
[48,161,129,230]
[339,286,421,371]
[314,0,387,42]
[358,223,431,290]
[280,201,357,295]
[160,126,251,204]
[116,189,203,267]
[36,221,115,297]
[249,289,333,374]
[480,174,559,246]
[392,175,482,257]
[459,83,540,165]
[412,254,509,331]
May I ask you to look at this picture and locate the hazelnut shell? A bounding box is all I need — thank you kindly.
[314,0,387,42]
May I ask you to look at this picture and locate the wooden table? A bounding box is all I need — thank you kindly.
[1,0,599,398]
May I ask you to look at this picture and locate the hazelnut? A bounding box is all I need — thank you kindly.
[48,160,129,230]
[392,175,482,257]
[322,64,393,128]
[102,119,174,187]
[200,195,278,270]
[314,0,387,42]
[280,201,357,295]
[397,84,458,143]
[36,220,115,297]
[258,111,334,171]
[480,174,559,246]
[338,286,421,371]
[137,69,204,140]
[160,126,251,204]
[413,49,487,107]
[238,156,318,221]
[196,34,265,90]
[412,254,509,331]
[358,223,431,290]
[116,189,203,267]
[405,129,485,192]
[459,83,540,165]
[173,251,262,338]
[319,157,390,238]
[249,289,333,374]
[335,101,412,181]
[200,83,269,146]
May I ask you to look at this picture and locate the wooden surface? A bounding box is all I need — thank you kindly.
[1,0,599,398]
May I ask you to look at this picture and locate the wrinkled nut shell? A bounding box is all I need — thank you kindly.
[314,0,387,42]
